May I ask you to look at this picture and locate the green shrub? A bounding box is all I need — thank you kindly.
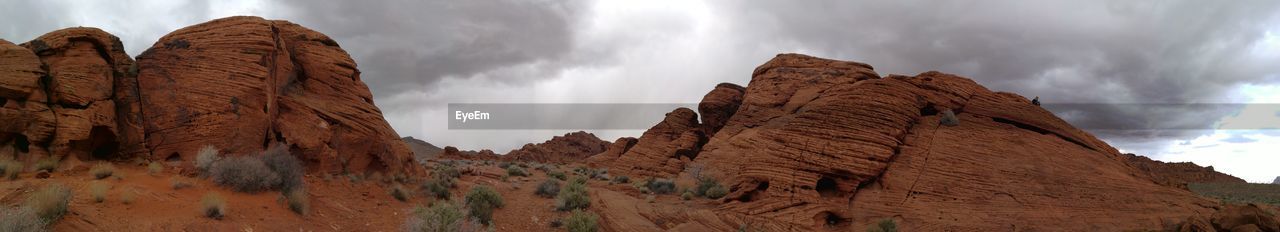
[506,166,528,177]
[571,176,588,186]
[404,201,489,232]
[194,145,220,175]
[564,209,599,232]
[464,185,504,224]
[498,162,512,169]
[90,181,109,203]
[422,179,452,200]
[28,184,72,224]
[286,189,309,215]
[121,189,136,205]
[0,206,45,232]
[433,164,461,179]
[646,178,676,195]
[694,178,718,196]
[682,192,693,200]
[535,179,560,198]
[201,193,227,219]
[391,184,411,202]
[210,156,281,193]
[147,161,164,175]
[548,171,567,181]
[555,181,590,211]
[705,185,728,199]
[34,157,58,173]
[259,144,304,192]
[90,163,115,180]
[170,176,193,190]
[866,218,897,232]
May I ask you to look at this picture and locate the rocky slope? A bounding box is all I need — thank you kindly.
[600,54,1239,231]
[504,131,610,164]
[1122,153,1246,186]
[402,136,443,163]
[0,17,416,175]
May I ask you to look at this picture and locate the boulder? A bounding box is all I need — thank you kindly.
[697,83,745,136]
[1211,204,1280,232]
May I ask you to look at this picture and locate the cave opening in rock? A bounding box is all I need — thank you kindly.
[14,134,30,153]
[165,152,182,162]
[816,176,840,197]
[87,126,119,160]
[815,211,850,228]
[736,181,770,202]
[919,104,938,116]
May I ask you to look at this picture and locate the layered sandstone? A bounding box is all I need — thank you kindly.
[1123,153,1246,186]
[601,54,1225,231]
[0,17,416,175]
[503,131,610,164]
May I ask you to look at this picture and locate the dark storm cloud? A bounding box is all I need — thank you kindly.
[273,0,585,100]
[714,0,1280,154]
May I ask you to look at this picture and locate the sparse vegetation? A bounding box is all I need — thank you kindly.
[147,161,164,175]
[646,178,676,195]
[201,193,227,220]
[433,164,462,179]
[28,184,72,224]
[286,189,309,215]
[695,177,729,199]
[564,209,600,232]
[555,179,590,211]
[404,201,489,232]
[194,145,220,175]
[34,157,58,173]
[706,185,728,199]
[210,156,281,193]
[259,144,304,192]
[611,175,630,184]
[535,179,561,198]
[682,192,693,200]
[866,218,897,232]
[90,163,115,179]
[170,176,194,189]
[506,165,528,177]
[391,183,411,202]
[1189,182,1280,205]
[464,185,504,224]
[0,206,45,231]
[422,178,452,200]
[548,171,567,181]
[0,159,21,180]
[90,181,109,203]
[121,189,136,205]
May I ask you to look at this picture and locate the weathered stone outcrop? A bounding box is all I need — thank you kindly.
[503,131,610,164]
[698,83,745,136]
[602,54,1223,231]
[0,17,418,175]
[403,136,443,163]
[585,137,637,167]
[1123,153,1246,187]
[609,108,705,177]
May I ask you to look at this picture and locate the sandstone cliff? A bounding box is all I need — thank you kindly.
[1122,153,1245,186]
[503,131,610,164]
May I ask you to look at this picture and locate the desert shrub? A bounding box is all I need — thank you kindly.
[564,209,599,232]
[194,145,220,175]
[646,178,676,195]
[90,181,109,203]
[434,164,461,179]
[534,164,552,173]
[497,162,512,169]
[0,206,45,232]
[506,166,528,177]
[682,192,693,200]
[391,184,411,202]
[463,185,504,224]
[121,189,136,205]
[286,189,309,215]
[404,201,490,232]
[147,161,164,175]
[555,181,590,211]
[34,157,58,173]
[170,176,193,189]
[611,176,630,184]
[90,163,115,180]
[209,156,281,193]
[940,110,959,126]
[548,171,567,181]
[866,218,897,232]
[571,176,588,186]
[535,179,560,198]
[422,179,452,200]
[645,195,655,203]
[259,145,304,192]
[705,185,728,199]
[0,159,21,180]
[28,184,72,224]
[201,193,227,220]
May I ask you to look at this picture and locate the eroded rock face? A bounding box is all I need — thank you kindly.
[503,131,610,164]
[1123,153,1245,187]
[605,54,1222,231]
[698,83,745,136]
[0,17,417,175]
[585,137,637,167]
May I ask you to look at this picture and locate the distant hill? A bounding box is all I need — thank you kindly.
[1274,176,1280,185]
[402,136,443,163]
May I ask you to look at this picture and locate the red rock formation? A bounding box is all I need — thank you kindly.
[503,131,610,164]
[603,54,1223,231]
[585,137,638,167]
[0,17,417,175]
[698,83,745,136]
[1123,153,1246,186]
[608,108,705,177]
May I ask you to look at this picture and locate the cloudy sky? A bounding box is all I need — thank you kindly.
[3,0,1279,182]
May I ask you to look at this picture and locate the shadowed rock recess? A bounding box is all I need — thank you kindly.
[595,54,1254,231]
[0,16,417,175]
